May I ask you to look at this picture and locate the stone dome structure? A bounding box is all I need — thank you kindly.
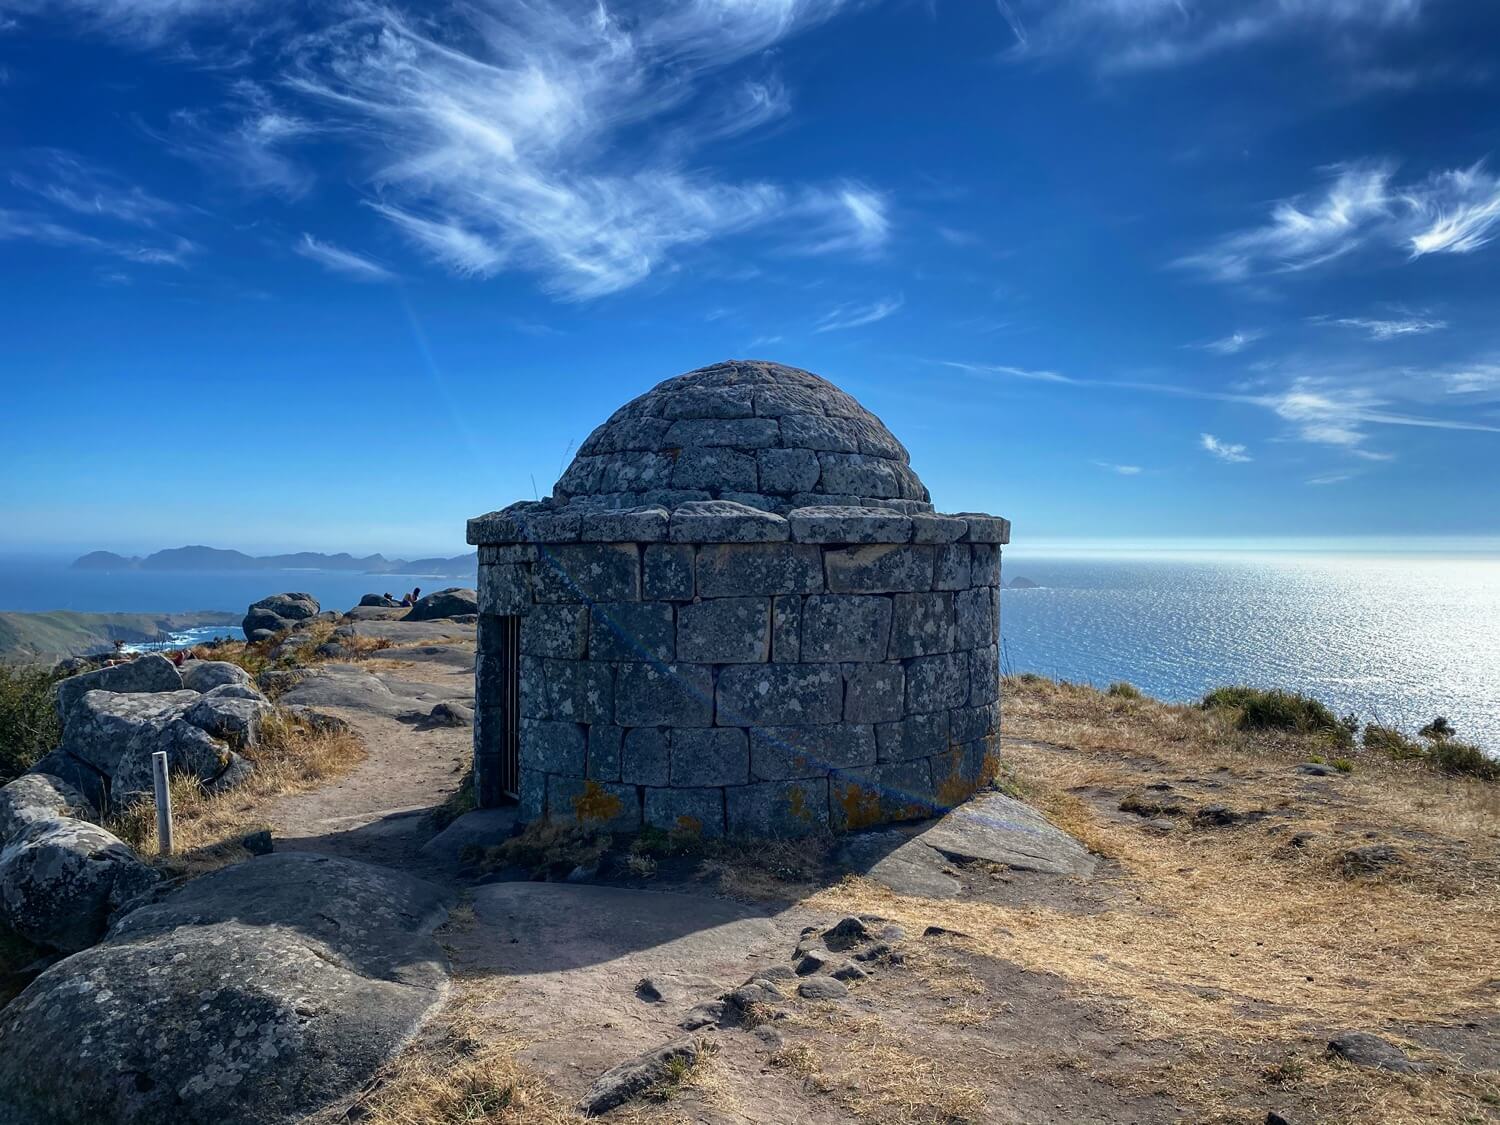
[467,360,1009,839]
[552,360,931,514]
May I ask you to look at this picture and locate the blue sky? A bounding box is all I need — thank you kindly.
[2,0,1498,558]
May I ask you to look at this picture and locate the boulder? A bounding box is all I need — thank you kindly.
[0,852,452,1125]
[579,1038,706,1116]
[359,593,399,608]
[202,682,269,703]
[428,701,473,727]
[0,817,160,952]
[0,773,89,845]
[54,653,182,719]
[179,659,253,694]
[184,693,272,747]
[26,750,109,815]
[60,688,202,776]
[404,587,478,621]
[1327,1031,1425,1074]
[242,592,319,641]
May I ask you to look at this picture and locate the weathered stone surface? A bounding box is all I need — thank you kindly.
[62,688,209,777]
[889,592,955,658]
[798,976,849,1000]
[677,597,771,663]
[614,663,714,727]
[428,701,473,727]
[662,384,755,419]
[26,750,107,813]
[670,727,749,786]
[726,778,830,836]
[588,602,675,662]
[479,562,533,614]
[968,644,1000,705]
[533,543,640,603]
[717,664,842,726]
[778,412,860,452]
[537,658,614,723]
[931,739,994,807]
[933,543,971,591]
[698,542,822,596]
[242,592,320,640]
[910,513,969,543]
[597,452,675,494]
[579,505,669,542]
[0,773,88,845]
[479,543,539,565]
[518,767,546,821]
[54,653,182,718]
[665,416,780,449]
[817,452,901,498]
[520,718,587,776]
[622,727,671,786]
[831,759,937,830]
[550,777,641,832]
[644,544,695,600]
[800,595,893,662]
[179,659,252,693]
[950,701,1001,744]
[467,504,582,544]
[958,513,1011,544]
[905,651,970,713]
[758,448,821,493]
[406,587,478,620]
[0,852,452,1125]
[955,586,997,650]
[825,543,935,593]
[788,505,911,544]
[771,596,801,662]
[876,711,951,762]
[644,787,726,836]
[520,604,589,658]
[671,446,759,492]
[575,724,619,784]
[971,542,1001,586]
[184,692,271,747]
[580,1038,707,1116]
[1326,1031,1426,1074]
[843,662,905,724]
[670,500,789,543]
[750,725,877,779]
[0,817,160,951]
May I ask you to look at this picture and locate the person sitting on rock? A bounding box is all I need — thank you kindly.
[401,586,421,607]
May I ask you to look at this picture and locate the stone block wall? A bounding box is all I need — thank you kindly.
[471,501,1007,838]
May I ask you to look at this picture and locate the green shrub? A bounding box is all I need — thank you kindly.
[1363,724,1426,760]
[1106,681,1143,700]
[0,663,65,784]
[1419,717,1456,742]
[1201,686,1354,746]
[1425,740,1499,782]
[1331,758,1354,773]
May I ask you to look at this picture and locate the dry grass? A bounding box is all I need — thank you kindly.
[189,622,392,681]
[108,707,364,871]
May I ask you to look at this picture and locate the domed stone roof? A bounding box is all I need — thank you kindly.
[552,360,932,513]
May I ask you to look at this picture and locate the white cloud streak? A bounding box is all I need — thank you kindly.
[1197,330,1264,355]
[814,294,904,332]
[274,0,882,298]
[1002,0,1423,72]
[1310,314,1446,340]
[294,233,394,281]
[1200,432,1251,463]
[1180,160,1500,281]
[1095,461,1143,475]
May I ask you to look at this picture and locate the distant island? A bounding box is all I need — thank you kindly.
[73,545,476,577]
[1008,576,1040,589]
[0,610,239,661]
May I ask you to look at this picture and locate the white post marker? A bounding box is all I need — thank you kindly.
[151,750,174,856]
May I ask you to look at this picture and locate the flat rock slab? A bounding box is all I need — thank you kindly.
[0,852,452,1125]
[277,664,467,718]
[341,619,476,645]
[419,807,518,863]
[838,791,1096,898]
[385,643,476,669]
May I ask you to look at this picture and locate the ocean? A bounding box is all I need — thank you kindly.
[2,549,1496,750]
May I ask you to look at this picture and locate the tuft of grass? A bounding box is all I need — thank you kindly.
[1105,681,1144,700]
[432,768,478,831]
[0,662,65,783]
[1426,739,1499,781]
[1363,724,1426,760]
[477,820,611,881]
[1331,757,1355,773]
[106,706,364,872]
[1419,716,1456,742]
[1201,685,1356,747]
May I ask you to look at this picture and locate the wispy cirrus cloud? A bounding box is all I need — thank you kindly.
[294,233,394,281]
[1094,461,1143,475]
[0,206,196,265]
[1307,472,1353,485]
[1309,313,1446,340]
[815,294,904,332]
[0,0,261,42]
[997,0,1423,72]
[151,81,319,198]
[1179,160,1500,282]
[1194,330,1264,355]
[9,149,177,225]
[1200,433,1251,463]
[271,0,883,298]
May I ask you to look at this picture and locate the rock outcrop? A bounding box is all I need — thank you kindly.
[242,592,320,642]
[0,817,160,951]
[53,652,181,718]
[0,773,89,845]
[0,852,452,1125]
[404,587,478,621]
[179,658,254,693]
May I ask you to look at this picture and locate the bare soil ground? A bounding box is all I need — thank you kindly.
[312,670,1499,1125]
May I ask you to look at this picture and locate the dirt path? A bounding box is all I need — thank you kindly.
[266,643,476,872]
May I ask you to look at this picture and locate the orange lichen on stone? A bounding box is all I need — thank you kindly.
[836,781,885,831]
[674,815,703,836]
[785,785,814,823]
[572,780,624,825]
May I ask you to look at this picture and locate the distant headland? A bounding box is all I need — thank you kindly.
[72,545,476,577]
